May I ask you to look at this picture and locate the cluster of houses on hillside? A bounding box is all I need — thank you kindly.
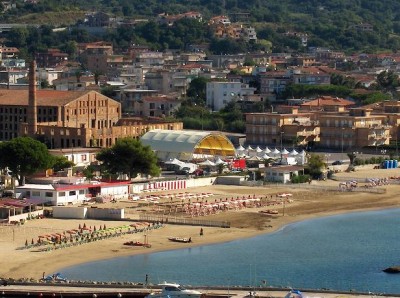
[0,8,398,153]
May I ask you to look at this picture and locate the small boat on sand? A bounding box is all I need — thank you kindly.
[168,237,192,243]
[259,209,278,215]
[145,282,202,298]
[123,241,151,248]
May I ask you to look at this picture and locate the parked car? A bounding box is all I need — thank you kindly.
[332,160,343,165]
[175,167,190,175]
[193,168,204,176]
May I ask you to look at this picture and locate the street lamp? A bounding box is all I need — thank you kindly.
[193,103,204,131]
[280,131,284,162]
[341,128,344,153]
[325,154,331,169]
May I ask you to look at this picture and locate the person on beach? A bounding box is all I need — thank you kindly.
[200,228,203,236]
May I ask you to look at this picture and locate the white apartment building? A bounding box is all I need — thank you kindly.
[206,81,256,111]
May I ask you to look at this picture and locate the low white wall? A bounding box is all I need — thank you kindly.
[8,210,44,223]
[216,176,245,185]
[52,206,87,219]
[87,208,124,220]
[51,206,124,220]
[186,177,216,188]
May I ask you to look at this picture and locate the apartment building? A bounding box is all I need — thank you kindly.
[245,103,394,151]
[206,81,256,111]
[319,108,391,151]
[246,106,319,148]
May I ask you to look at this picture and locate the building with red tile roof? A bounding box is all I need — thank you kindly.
[0,61,183,149]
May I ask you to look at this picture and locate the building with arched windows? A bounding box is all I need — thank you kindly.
[0,61,183,149]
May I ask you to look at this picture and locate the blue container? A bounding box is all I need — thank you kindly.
[394,160,398,168]
[383,160,389,169]
[390,160,394,169]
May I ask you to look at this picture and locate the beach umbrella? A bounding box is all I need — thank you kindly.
[255,146,263,153]
[246,145,254,151]
[236,145,245,151]
[264,147,271,154]
[289,149,299,156]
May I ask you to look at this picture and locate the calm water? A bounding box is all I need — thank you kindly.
[61,209,400,294]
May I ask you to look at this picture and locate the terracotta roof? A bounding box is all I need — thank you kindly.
[0,90,90,106]
[301,96,354,107]
[178,63,205,69]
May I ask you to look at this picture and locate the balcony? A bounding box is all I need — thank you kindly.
[297,131,316,137]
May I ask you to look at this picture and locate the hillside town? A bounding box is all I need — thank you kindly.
[0,9,398,209]
[0,10,399,151]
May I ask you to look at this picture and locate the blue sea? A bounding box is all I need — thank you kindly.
[61,209,400,295]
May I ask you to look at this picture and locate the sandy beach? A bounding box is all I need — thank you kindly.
[1,165,400,281]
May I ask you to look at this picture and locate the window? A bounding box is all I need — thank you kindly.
[69,191,76,196]
[45,192,53,197]
[59,192,65,197]
[79,190,85,195]
[32,191,40,196]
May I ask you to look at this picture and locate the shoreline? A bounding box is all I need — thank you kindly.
[1,168,400,281]
[54,205,399,273]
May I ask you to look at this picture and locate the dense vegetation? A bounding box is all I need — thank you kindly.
[2,0,400,54]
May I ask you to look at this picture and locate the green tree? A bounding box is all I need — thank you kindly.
[0,137,54,185]
[7,27,29,48]
[96,138,160,179]
[306,154,325,179]
[52,155,75,172]
[376,70,399,94]
[187,77,209,104]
